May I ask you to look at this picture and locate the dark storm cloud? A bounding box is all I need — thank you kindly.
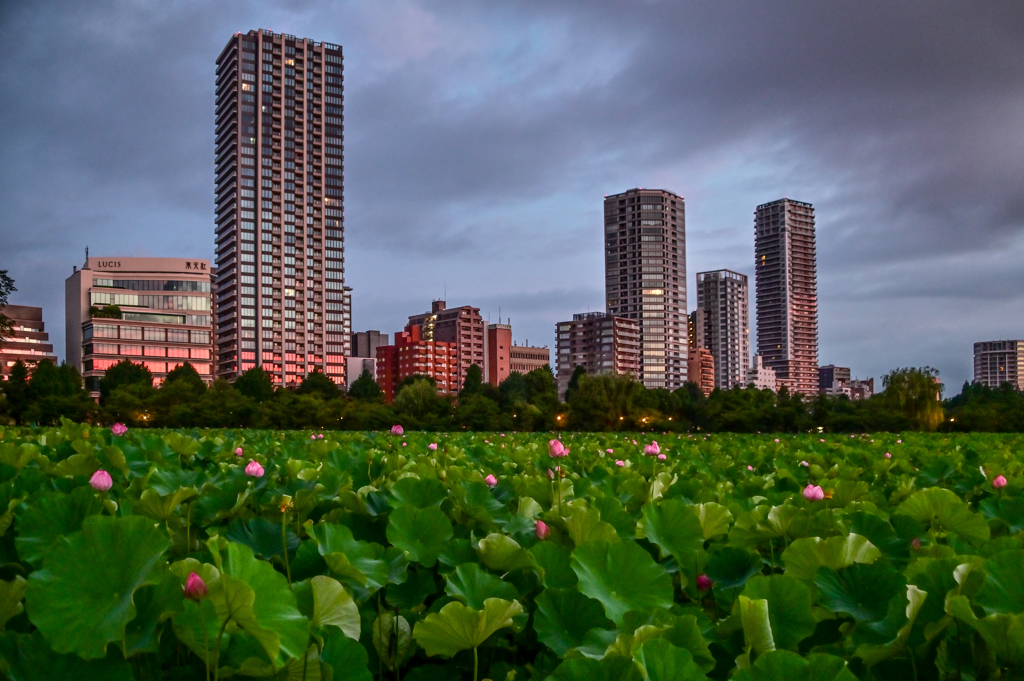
[1,0,1022,388]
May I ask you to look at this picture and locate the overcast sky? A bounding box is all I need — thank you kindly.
[2,0,1022,392]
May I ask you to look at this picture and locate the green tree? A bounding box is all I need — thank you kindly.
[234,365,275,402]
[394,377,447,424]
[565,364,586,402]
[348,369,383,402]
[0,270,15,341]
[298,368,342,400]
[88,304,122,319]
[881,367,944,431]
[23,360,94,425]
[2,360,30,422]
[98,359,153,403]
[460,363,484,397]
[164,361,206,392]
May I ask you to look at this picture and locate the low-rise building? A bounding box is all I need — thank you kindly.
[745,354,777,391]
[65,257,214,395]
[848,378,874,400]
[408,301,484,389]
[0,305,58,379]
[375,325,458,402]
[556,312,640,400]
[510,342,550,375]
[485,322,550,385]
[974,340,1024,390]
[686,346,715,396]
[352,331,389,358]
[819,365,852,393]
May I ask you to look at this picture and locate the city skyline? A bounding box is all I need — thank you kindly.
[2,1,1023,391]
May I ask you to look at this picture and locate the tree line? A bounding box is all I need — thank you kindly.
[0,357,1018,432]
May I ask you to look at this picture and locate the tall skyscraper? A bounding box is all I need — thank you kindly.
[974,340,1024,390]
[696,269,750,389]
[213,30,349,387]
[604,188,687,390]
[754,198,818,395]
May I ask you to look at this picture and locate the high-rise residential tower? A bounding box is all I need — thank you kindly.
[754,198,818,395]
[213,30,349,387]
[604,188,687,389]
[974,340,1024,390]
[696,269,750,389]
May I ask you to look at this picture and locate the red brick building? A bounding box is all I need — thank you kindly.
[375,325,458,402]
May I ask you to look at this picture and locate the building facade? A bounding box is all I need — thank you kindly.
[213,29,349,388]
[510,343,550,375]
[556,312,641,399]
[745,354,777,391]
[346,356,376,386]
[375,325,458,402]
[974,340,1024,390]
[754,198,818,395]
[696,269,750,390]
[686,347,715,396]
[65,258,214,394]
[0,305,58,379]
[352,330,388,358]
[408,301,484,390]
[687,309,707,353]
[604,188,688,389]
[818,365,852,393]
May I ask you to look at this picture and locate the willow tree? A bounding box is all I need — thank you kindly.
[881,366,944,431]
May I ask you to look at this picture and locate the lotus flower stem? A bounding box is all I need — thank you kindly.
[282,510,292,587]
[199,606,211,681]
[473,645,479,681]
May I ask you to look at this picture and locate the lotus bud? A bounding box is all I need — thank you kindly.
[485,474,497,487]
[615,460,625,467]
[697,574,713,591]
[428,443,438,450]
[310,434,316,440]
[318,433,324,439]
[606,448,613,454]
[802,484,824,501]
[993,475,1008,489]
[245,460,265,477]
[391,425,404,436]
[800,461,809,466]
[184,572,207,601]
[111,422,128,436]
[89,469,113,491]
[235,447,244,456]
[657,453,666,460]
[402,442,407,447]
[535,520,550,540]
[747,465,754,471]
[547,468,554,480]
[910,537,922,551]
[548,439,565,457]
[643,442,660,456]
[885,452,891,459]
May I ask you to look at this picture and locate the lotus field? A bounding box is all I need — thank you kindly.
[0,423,1023,680]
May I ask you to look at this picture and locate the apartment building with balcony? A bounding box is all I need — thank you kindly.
[0,305,58,379]
[375,324,458,401]
[555,312,641,400]
[604,188,688,390]
[408,300,484,390]
[754,198,818,395]
[65,258,214,395]
[696,269,750,390]
[974,340,1024,390]
[213,29,349,388]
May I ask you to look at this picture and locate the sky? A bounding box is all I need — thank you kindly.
[1,0,1022,392]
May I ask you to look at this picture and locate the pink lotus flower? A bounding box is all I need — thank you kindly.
[184,572,207,601]
[547,468,554,480]
[89,469,112,491]
[657,453,666,460]
[310,434,316,440]
[535,520,550,540]
[606,449,614,454]
[632,439,637,445]
[548,439,566,457]
[993,475,1008,489]
[820,439,825,442]
[885,452,891,459]
[390,425,404,436]
[697,574,713,591]
[896,439,902,444]
[615,460,625,467]
[747,465,754,471]
[318,434,324,440]
[803,484,824,501]
[485,474,497,487]
[235,447,244,457]
[402,442,407,447]
[245,460,264,477]
[643,441,660,456]
[111,423,127,437]
[800,461,809,467]
[428,443,438,450]
[774,438,780,443]
[911,537,922,551]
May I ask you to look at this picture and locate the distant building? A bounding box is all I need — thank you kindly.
[819,365,851,393]
[745,354,777,391]
[352,331,389,358]
[686,347,715,396]
[848,378,874,400]
[0,305,58,379]
[408,301,484,389]
[486,323,512,386]
[66,258,214,395]
[212,30,349,386]
[974,340,1024,390]
[755,198,818,395]
[375,325,458,402]
[510,343,550,376]
[696,269,750,389]
[604,188,688,390]
[346,356,376,387]
[687,309,707,352]
[556,312,641,400]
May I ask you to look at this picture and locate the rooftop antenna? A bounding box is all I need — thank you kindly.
[85,246,89,261]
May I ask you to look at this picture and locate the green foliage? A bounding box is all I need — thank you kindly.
[98,359,152,403]
[299,369,342,400]
[0,426,1021,678]
[347,370,383,402]
[0,269,15,342]
[234,365,275,402]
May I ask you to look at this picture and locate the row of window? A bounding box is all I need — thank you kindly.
[85,344,210,359]
[86,359,211,374]
[94,279,210,292]
[84,325,210,344]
